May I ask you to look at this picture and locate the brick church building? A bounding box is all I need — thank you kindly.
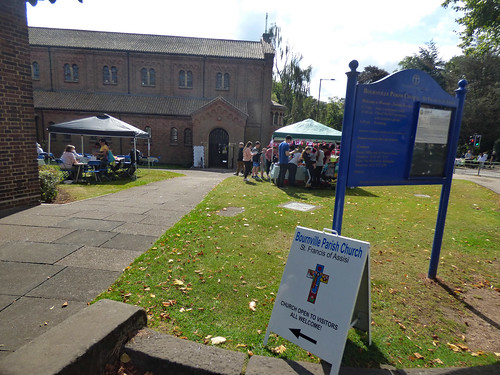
[29,27,285,168]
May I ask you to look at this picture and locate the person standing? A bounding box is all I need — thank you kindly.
[287,144,301,187]
[243,141,253,182]
[302,146,316,188]
[314,144,325,187]
[251,141,262,179]
[234,142,244,176]
[264,146,276,180]
[277,135,294,188]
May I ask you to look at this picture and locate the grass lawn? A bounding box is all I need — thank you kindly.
[55,167,183,202]
[95,176,499,369]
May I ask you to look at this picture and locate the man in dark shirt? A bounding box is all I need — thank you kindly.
[277,135,294,188]
[234,142,244,176]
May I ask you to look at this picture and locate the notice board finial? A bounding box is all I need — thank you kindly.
[349,60,359,72]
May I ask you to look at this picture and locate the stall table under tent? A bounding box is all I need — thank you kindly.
[269,118,342,184]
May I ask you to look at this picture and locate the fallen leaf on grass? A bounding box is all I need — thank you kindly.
[172,279,184,286]
[447,343,460,352]
[211,336,226,345]
[236,344,247,348]
[395,320,406,330]
[271,345,286,354]
[249,301,257,311]
[162,300,177,307]
[413,352,424,359]
[247,350,254,356]
[432,358,444,364]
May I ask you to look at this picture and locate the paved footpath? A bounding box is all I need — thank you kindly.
[0,169,229,359]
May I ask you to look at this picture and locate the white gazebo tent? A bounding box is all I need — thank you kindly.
[48,114,150,170]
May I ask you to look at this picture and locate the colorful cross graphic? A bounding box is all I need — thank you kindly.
[306,264,330,304]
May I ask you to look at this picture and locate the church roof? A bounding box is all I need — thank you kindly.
[33,90,248,117]
[28,27,274,60]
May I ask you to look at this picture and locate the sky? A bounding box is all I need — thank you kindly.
[26,0,464,101]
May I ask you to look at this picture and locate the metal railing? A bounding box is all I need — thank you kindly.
[454,158,500,177]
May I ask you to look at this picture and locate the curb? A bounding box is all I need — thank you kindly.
[0,300,146,375]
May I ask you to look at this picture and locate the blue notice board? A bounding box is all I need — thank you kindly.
[347,69,458,187]
[333,61,467,279]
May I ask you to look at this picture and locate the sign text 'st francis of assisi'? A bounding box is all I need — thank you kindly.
[264,226,370,375]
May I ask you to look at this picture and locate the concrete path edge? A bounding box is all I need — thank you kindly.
[0,299,146,375]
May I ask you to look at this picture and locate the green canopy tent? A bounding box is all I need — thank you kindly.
[272,118,342,143]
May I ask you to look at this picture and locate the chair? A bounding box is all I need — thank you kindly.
[55,159,73,180]
[86,160,102,182]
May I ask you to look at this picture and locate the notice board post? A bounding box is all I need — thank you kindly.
[333,60,467,280]
[332,60,359,235]
[428,80,468,278]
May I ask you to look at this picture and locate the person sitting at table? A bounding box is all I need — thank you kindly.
[60,145,79,179]
[94,138,111,168]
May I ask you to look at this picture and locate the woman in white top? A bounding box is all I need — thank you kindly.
[60,145,79,178]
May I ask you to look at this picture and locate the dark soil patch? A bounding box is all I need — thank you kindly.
[54,187,73,204]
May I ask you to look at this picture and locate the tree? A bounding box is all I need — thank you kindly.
[442,0,500,55]
[269,24,312,124]
[398,40,446,87]
[325,98,344,131]
[358,65,389,84]
[444,53,500,152]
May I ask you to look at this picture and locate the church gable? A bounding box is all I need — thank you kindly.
[192,96,248,126]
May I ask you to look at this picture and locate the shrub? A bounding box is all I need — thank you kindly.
[39,166,61,203]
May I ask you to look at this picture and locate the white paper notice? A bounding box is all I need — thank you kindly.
[415,107,452,145]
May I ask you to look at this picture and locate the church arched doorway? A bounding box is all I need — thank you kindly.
[209,128,229,168]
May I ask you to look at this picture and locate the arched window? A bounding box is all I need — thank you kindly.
[32,61,40,80]
[141,67,155,86]
[111,66,118,83]
[104,66,118,84]
[72,64,79,81]
[216,72,230,90]
[64,63,71,81]
[184,128,192,146]
[179,70,193,88]
[149,68,156,86]
[103,66,110,83]
[64,63,79,82]
[170,127,178,144]
[216,72,222,89]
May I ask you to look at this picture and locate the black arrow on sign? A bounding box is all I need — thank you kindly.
[289,328,317,345]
